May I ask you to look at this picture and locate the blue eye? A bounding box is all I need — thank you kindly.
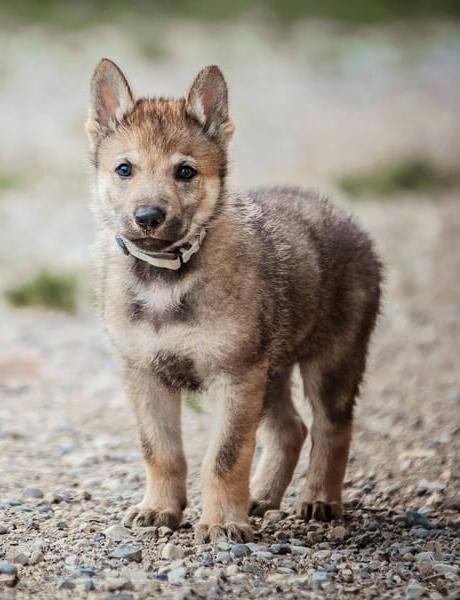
[176,164,197,180]
[115,162,132,178]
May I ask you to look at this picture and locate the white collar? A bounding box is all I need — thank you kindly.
[115,229,206,271]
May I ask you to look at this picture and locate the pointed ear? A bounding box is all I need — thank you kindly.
[186,65,234,143]
[86,58,134,149]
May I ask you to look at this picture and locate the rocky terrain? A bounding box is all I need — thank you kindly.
[0,18,459,600]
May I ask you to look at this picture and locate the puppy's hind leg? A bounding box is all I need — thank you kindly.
[294,356,360,522]
[250,367,307,516]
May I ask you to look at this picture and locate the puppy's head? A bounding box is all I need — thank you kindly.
[87,59,233,250]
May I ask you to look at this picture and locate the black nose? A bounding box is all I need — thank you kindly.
[134,206,166,229]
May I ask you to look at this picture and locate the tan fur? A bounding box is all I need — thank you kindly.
[87,59,382,541]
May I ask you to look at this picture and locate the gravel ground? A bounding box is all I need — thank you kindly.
[0,19,459,600]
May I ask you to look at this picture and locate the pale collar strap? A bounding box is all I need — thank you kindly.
[116,229,206,271]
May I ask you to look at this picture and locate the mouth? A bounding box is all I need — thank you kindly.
[126,237,174,252]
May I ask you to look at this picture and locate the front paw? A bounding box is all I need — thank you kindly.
[293,498,342,522]
[124,504,182,530]
[195,521,253,544]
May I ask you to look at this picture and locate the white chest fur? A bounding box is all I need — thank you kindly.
[103,270,236,379]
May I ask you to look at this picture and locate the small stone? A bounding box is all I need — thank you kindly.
[406,580,426,599]
[57,579,75,590]
[330,525,346,541]
[226,564,239,576]
[108,544,142,562]
[230,544,250,558]
[404,511,433,529]
[416,480,430,497]
[104,524,132,542]
[246,543,265,553]
[0,524,8,535]
[24,487,44,499]
[168,567,187,584]
[158,526,173,537]
[270,543,291,555]
[415,551,434,562]
[0,563,17,576]
[254,551,273,561]
[216,542,231,551]
[263,510,285,523]
[216,551,232,564]
[12,553,29,566]
[200,552,214,566]
[312,571,330,584]
[412,528,429,539]
[162,543,185,560]
[292,546,311,556]
[307,531,322,544]
[433,562,459,576]
[84,579,95,592]
[29,550,43,565]
[106,577,134,592]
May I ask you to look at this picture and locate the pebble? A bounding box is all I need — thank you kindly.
[291,546,311,556]
[24,487,44,499]
[108,544,142,562]
[0,524,9,534]
[158,526,173,537]
[105,577,134,591]
[404,511,433,529]
[312,571,330,584]
[246,543,265,553]
[104,525,132,542]
[226,564,239,576]
[270,543,291,555]
[168,567,188,584]
[56,578,75,590]
[29,550,43,565]
[13,552,29,566]
[405,580,426,599]
[433,562,459,576]
[263,510,285,523]
[307,531,322,544]
[230,544,250,558]
[0,562,17,576]
[162,543,185,560]
[415,552,434,562]
[200,552,214,566]
[216,542,231,551]
[330,525,347,541]
[254,551,273,561]
[216,551,232,564]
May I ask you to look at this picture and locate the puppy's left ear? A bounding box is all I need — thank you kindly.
[186,65,234,143]
[86,58,134,150]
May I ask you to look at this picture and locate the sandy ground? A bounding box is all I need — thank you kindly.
[0,19,459,599]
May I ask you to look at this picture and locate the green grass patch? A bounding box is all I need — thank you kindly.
[0,171,24,191]
[183,392,205,414]
[1,0,459,28]
[338,157,456,198]
[5,271,78,312]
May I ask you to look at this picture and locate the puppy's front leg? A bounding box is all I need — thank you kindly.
[122,363,186,530]
[196,366,266,543]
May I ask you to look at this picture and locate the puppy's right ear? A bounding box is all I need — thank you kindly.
[86,58,134,150]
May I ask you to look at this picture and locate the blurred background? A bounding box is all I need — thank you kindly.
[0,2,459,594]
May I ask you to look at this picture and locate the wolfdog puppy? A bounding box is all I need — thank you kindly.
[87,59,382,542]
